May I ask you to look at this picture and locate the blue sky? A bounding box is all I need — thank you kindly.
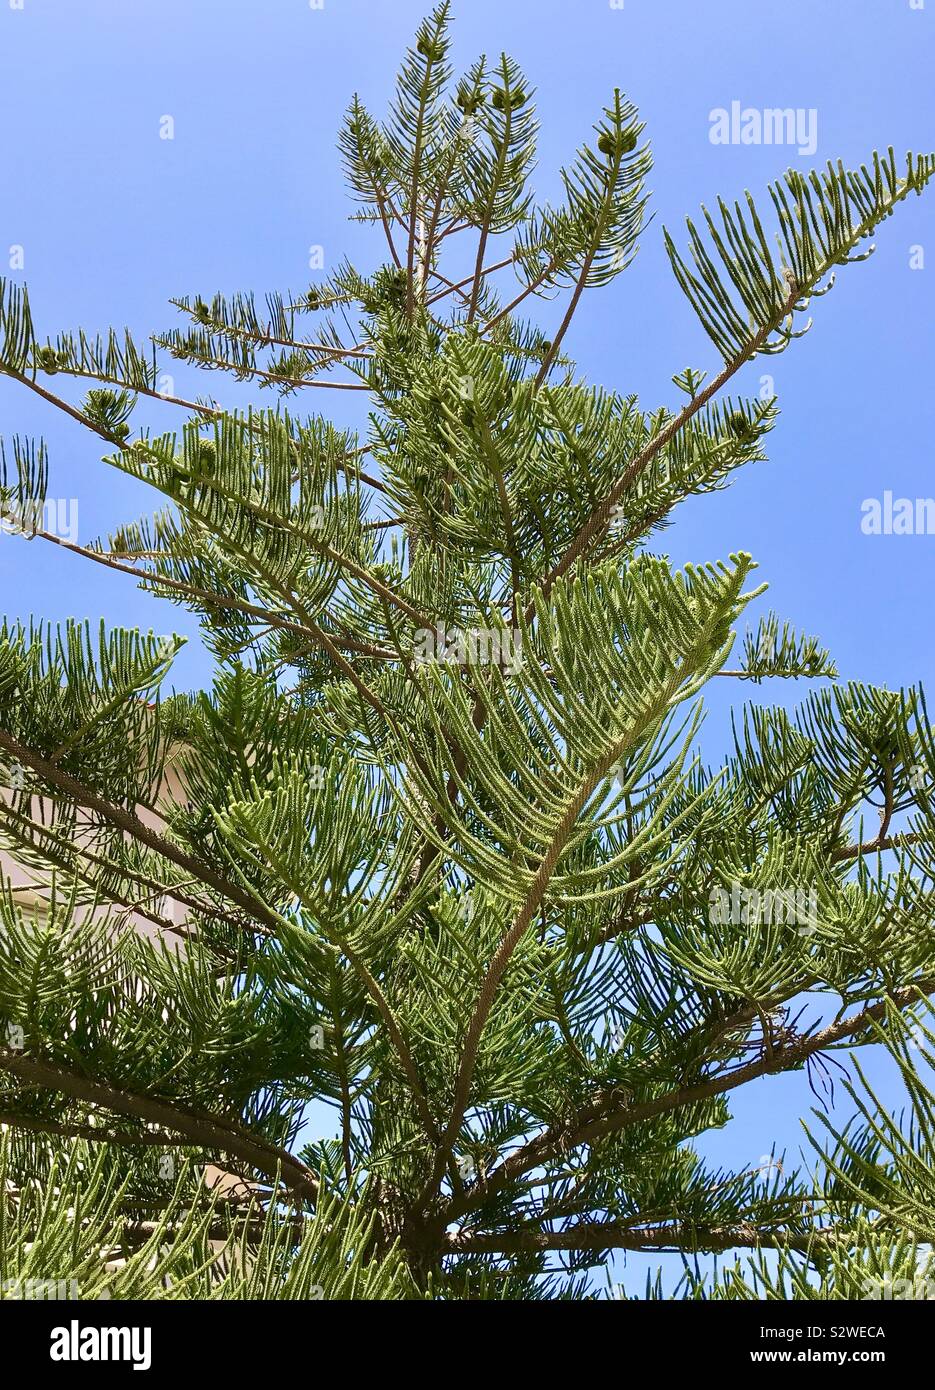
[1,0,934,1294]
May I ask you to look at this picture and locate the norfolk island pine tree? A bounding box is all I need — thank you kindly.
[0,4,934,1300]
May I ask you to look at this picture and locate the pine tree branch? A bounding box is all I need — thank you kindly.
[34,363,218,417]
[537,162,931,606]
[251,829,439,1149]
[0,729,283,935]
[427,254,515,308]
[329,963,356,1185]
[442,974,935,1227]
[446,1219,840,1256]
[10,523,401,666]
[0,1046,319,1203]
[7,359,382,507]
[0,801,215,947]
[424,669,688,1212]
[528,296,796,617]
[482,253,560,335]
[466,101,515,325]
[833,831,928,863]
[534,116,639,387]
[427,268,473,309]
[89,429,428,634]
[377,193,405,269]
[0,811,205,950]
[4,525,285,638]
[419,123,473,299]
[187,480,431,629]
[153,345,371,392]
[1,364,117,442]
[404,22,447,318]
[170,303,373,359]
[0,1108,177,1148]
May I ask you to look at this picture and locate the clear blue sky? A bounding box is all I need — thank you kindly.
[1,0,933,1294]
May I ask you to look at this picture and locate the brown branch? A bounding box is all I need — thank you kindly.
[1,365,116,441]
[481,255,560,336]
[376,192,404,268]
[427,269,473,309]
[446,1219,842,1257]
[0,729,283,934]
[0,1108,177,1149]
[34,365,219,418]
[0,1046,318,1203]
[426,255,515,308]
[442,973,935,1226]
[529,305,794,617]
[833,832,928,863]
[157,348,371,392]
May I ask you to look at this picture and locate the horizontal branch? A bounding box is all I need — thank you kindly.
[0,1107,176,1149]
[0,1045,318,1204]
[833,831,928,863]
[442,974,935,1226]
[0,729,282,934]
[446,1219,840,1257]
[15,522,399,662]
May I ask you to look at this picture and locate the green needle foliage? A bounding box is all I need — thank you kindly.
[1,4,935,1300]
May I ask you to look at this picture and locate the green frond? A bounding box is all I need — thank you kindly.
[0,277,35,376]
[666,149,935,361]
